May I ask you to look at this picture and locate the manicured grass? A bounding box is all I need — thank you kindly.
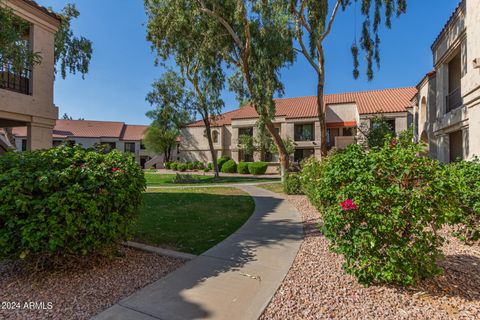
[132,187,255,255]
[258,182,284,194]
[145,173,279,186]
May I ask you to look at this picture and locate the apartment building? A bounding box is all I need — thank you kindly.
[11,119,157,168]
[413,0,480,162]
[0,0,60,150]
[179,87,416,168]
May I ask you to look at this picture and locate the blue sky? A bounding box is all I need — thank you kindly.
[38,0,460,125]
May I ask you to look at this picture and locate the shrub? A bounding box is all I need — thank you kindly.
[283,173,303,195]
[0,145,146,265]
[208,162,214,170]
[170,162,178,171]
[194,161,205,170]
[187,162,195,170]
[248,162,268,175]
[221,159,237,173]
[177,163,187,172]
[217,156,230,171]
[446,158,480,243]
[300,132,460,286]
[164,162,171,169]
[203,167,211,172]
[237,161,250,174]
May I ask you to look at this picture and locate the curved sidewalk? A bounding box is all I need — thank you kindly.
[93,185,303,320]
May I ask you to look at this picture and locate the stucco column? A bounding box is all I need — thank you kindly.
[27,122,53,150]
[437,134,450,163]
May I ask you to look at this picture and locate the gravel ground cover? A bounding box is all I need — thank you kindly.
[0,247,184,320]
[261,195,480,320]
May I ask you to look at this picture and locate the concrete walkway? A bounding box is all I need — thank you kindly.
[93,186,303,320]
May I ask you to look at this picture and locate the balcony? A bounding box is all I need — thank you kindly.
[446,87,462,113]
[0,63,31,95]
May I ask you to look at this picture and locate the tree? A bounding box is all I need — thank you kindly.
[145,1,227,178]
[195,0,295,179]
[61,113,84,120]
[358,115,396,148]
[289,0,407,157]
[145,71,191,162]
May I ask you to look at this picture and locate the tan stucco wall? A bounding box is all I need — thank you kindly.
[426,0,480,161]
[0,1,60,149]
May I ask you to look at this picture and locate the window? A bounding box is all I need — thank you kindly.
[343,127,354,136]
[239,150,254,162]
[239,127,253,137]
[100,142,116,152]
[447,52,462,112]
[212,130,219,143]
[449,130,464,162]
[140,142,146,150]
[177,143,181,154]
[294,124,314,141]
[326,128,339,147]
[386,119,396,132]
[124,142,135,153]
[21,139,27,151]
[265,152,279,163]
[294,148,314,162]
[53,140,63,147]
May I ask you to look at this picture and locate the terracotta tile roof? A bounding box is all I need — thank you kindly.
[188,87,417,127]
[122,125,149,141]
[12,120,149,141]
[431,0,465,50]
[22,0,62,21]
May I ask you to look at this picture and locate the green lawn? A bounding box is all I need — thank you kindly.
[258,182,284,194]
[132,187,255,255]
[145,173,279,186]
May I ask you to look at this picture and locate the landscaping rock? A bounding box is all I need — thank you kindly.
[0,247,184,320]
[261,195,480,320]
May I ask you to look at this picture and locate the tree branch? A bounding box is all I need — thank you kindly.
[320,0,341,42]
[197,0,245,51]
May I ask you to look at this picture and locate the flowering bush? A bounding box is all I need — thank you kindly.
[0,145,145,265]
[300,131,460,286]
[446,158,480,243]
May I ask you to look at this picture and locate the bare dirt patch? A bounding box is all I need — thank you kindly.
[261,195,480,320]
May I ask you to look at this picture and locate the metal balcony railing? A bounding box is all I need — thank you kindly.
[446,87,462,113]
[0,63,31,95]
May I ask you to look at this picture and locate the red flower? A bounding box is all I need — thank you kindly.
[340,198,359,211]
[390,139,398,149]
[112,168,117,172]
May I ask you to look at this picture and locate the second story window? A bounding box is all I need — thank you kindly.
[446,52,462,113]
[212,130,219,143]
[239,127,253,137]
[124,142,135,153]
[140,142,146,150]
[294,124,314,141]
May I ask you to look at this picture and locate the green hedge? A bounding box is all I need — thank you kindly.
[283,173,303,195]
[237,162,250,174]
[0,145,146,264]
[177,163,187,172]
[221,159,237,173]
[217,156,230,171]
[170,162,178,170]
[248,162,268,175]
[446,158,480,243]
[300,132,460,286]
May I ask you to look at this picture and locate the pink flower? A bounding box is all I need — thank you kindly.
[112,168,117,173]
[340,198,359,211]
[390,139,398,149]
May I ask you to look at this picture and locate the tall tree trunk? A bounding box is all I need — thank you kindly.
[317,48,328,157]
[204,117,219,178]
[265,121,289,180]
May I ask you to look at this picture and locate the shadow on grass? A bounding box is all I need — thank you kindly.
[108,191,303,320]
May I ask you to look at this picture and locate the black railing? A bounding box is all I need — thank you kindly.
[0,63,31,95]
[446,87,462,113]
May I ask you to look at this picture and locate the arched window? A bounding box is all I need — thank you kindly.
[212,130,219,143]
[420,97,427,125]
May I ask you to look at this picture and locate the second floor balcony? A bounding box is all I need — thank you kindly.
[0,63,32,95]
[446,87,463,113]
